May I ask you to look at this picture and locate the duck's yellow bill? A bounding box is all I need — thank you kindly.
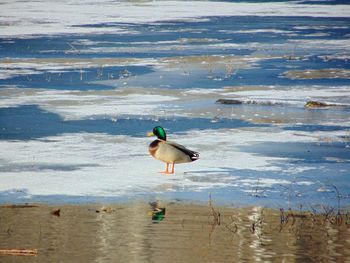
[147,131,154,137]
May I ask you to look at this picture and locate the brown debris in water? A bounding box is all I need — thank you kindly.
[0,204,38,208]
[0,249,38,256]
[50,209,60,217]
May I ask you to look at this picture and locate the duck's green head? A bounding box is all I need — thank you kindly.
[147,126,167,141]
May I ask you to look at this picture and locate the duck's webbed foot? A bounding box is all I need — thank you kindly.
[158,163,175,174]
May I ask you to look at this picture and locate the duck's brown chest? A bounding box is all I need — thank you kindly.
[149,140,161,157]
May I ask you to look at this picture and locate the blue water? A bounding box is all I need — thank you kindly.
[0,105,268,140]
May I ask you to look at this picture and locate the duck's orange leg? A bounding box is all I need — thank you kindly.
[159,163,171,174]
[170,163,175,174]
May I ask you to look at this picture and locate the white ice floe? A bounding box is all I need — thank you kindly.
[234,29,296,34]
[48,93,179,120]
[288,39,350,51]
[0,88,178,120]
[0,128,325,197]
[0,58,160,80]
[293,25,349,30]
[223,86,350,106]
[0,0,349,37]
[62,42,258,55]
[1,85,350,125]
[0,69,42,80]
[35,38,348,56]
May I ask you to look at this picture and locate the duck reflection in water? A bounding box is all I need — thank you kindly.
[149,201,166,223]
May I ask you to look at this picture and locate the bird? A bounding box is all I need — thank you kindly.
[147,126,199,174]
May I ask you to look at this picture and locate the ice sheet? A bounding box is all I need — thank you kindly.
[1,1,349,37]
[0,127,332,197]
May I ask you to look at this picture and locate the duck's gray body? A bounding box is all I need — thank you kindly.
[149,139,199,164]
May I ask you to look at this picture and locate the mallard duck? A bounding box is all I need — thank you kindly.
[147,126,199,174]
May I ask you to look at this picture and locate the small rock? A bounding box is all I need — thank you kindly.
[216,99,243,105]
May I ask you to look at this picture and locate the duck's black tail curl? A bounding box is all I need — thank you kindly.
[190,152,199,162]
[169,142,199,162]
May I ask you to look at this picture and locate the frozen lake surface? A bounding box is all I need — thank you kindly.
[0,0,350,208]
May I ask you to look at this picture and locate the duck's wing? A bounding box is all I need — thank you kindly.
[166,141,199,161]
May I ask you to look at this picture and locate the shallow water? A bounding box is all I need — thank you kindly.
[0,203,350,263]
